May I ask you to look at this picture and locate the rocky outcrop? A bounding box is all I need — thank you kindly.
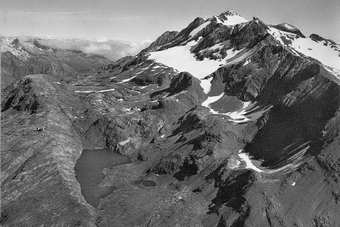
[151,72,206,102]
[145,31,179,51]
[310,34,340,53]
[231,18,269,48]
[273,23,305,38]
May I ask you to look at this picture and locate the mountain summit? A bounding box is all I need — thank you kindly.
[1,10,340,227]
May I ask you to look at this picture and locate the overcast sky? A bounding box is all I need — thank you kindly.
[0,0,339,43]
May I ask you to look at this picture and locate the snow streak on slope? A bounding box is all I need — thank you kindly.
[75,88,115,93]
[238,151,263,173]
[119,75,137,83]
[201,93,253,123]
[190,21,210,37]
[267,27,296,46]
[201,93,224,113]
[237,150,304,174]
[225,101,252,123]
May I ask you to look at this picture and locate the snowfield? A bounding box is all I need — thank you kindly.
[149,40,244,93]
[215,15,248,26]
[290,37,340,71]
[149,41,223,80]
[268,26,340,72]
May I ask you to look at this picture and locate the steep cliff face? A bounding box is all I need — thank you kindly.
[1,10,340,227]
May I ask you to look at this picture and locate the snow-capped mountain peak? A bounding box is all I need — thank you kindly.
[0,37,31,60]
[144,10,340,93]
[213,10,248,26]
[266,24,340,76]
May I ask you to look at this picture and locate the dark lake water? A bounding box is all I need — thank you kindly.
[75,149,129,207]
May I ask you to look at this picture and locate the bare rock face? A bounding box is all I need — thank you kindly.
[231,18,270,48]
[145,31,179,51]
[1,9,340,227]
[1,78,40,114]
[273,23,305,38]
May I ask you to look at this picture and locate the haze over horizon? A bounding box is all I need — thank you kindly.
[1,0,339,44]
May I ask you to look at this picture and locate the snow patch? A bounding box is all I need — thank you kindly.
[207,43,224,51]
[225,101,252,123]
[201,93,224,114]
[200,77,213,94]
[96,88,115,93]
[119,76,137,83]
[237,149,304,174]
[267,27,296,45]
[282,23,296,30]
[149,41,226,79]
[243,59,251,66]
[190,21,211,37]
[118,138,131,146]
[74,88,115,93]
[224,48,245,63]
[290,37,340,71]
[75,90,95,94]
[201,93,253,123]
[238,151,263,173]
[227,157,241,169]
[215,15,248,26]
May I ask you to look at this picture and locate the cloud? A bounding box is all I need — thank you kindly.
[36,37,150,60]
[0,9,155,43]
[83,43,112,53]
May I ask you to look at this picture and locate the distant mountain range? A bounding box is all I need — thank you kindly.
[1,35,149,60]
[34,37,150,60]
